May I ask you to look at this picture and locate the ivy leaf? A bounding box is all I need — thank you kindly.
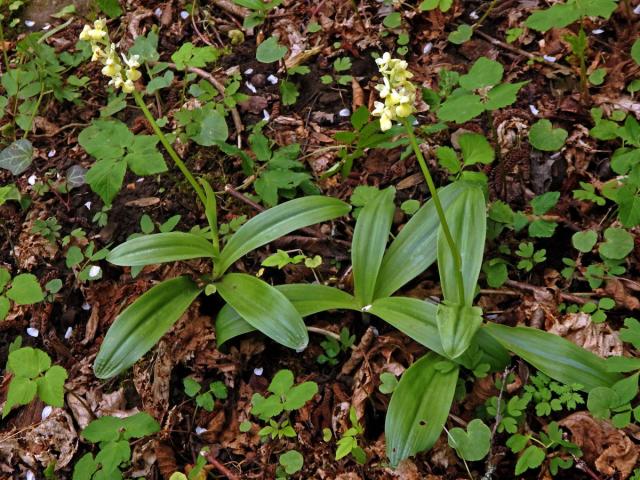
[459,57,504,90]
[529,119,568,151]
[447,419,491,461]
[256,36,287,63]
[6,273,44,305]
[0,139,33,175]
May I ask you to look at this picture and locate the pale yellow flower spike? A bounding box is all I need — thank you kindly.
[372,53,417,131]
[80,19,143,94]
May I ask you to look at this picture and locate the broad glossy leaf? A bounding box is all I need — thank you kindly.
[107,232,214,266]
[353,187,395,306]
[218,196,350,274]
[368,297,443,355]
[438,186,486,305]
[375,182,465,298]
[386,353,459,466]
[216,283,358,346]
[0,139,33,175]
[436,302,483,359]
[369,296,509,371]
[94,276,201,378]
[484,323,621,391]
[215,273,308,350]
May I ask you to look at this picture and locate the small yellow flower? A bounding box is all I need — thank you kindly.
[372,53,416,131]
[80,19,143,94]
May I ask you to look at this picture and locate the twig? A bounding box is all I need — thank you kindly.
[483,367,513,480]
[224,184,263,211]
[505,279,591,305]
[474,30,574,76]
[205,452,240,480]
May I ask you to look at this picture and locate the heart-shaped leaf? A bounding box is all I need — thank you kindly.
[528,119,567,152]
[448,419,491,461]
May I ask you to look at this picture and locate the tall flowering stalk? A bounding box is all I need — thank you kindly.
[372,53,465,305]
[79,19,208,210]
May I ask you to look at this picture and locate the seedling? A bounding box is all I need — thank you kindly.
[0,267,44,321]
[335,406,366,464]
[2,347,67,418]
[183,377,228,412]
[247,369,318,440]
[516,242,546,272]
[316,327,355,366]
[72,412,160,479]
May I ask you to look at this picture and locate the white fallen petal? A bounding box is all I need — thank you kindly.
[267,74,278,84]
[469,10,479,19]
[244,68,254,75]
[529,104,540,116]
[195,426,207,435]
[246,81,257,93]
[634,4,640,14]
[27,327,39,338]
[26,471,35,480]
[180,11,189,19]
[338,108,351,117]
[82,302,91,311]
[254,367,264,376]
[48,149,56,158]
[592,29,604,34]
[24,20,35,27]
[41,406,53,421]
[89,266,101,278]
[64,326,73,339]
[154,7,163,16]
[423,42,433,54]
[28,175,37,186]
[84,201,92,210]
[42,23,51,31]
[543,55,556,63]
[262,109,270,121]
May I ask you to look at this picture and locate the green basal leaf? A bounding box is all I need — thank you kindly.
[352,187,395,306]
[216,283,358,346]
[436,301,483,360]
[94,276,202,378]
[218,196,350,274]
[438,186,486,305]
[375,182,466,299]
[385,353,459,466]
[484,323,622,391]
[215,273,308,350]
[107,232,215,266]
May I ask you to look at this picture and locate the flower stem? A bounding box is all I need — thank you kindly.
[132,90,207,206]
[402,119,466,305]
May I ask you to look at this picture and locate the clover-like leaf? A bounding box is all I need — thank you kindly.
[447,419,491,461]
